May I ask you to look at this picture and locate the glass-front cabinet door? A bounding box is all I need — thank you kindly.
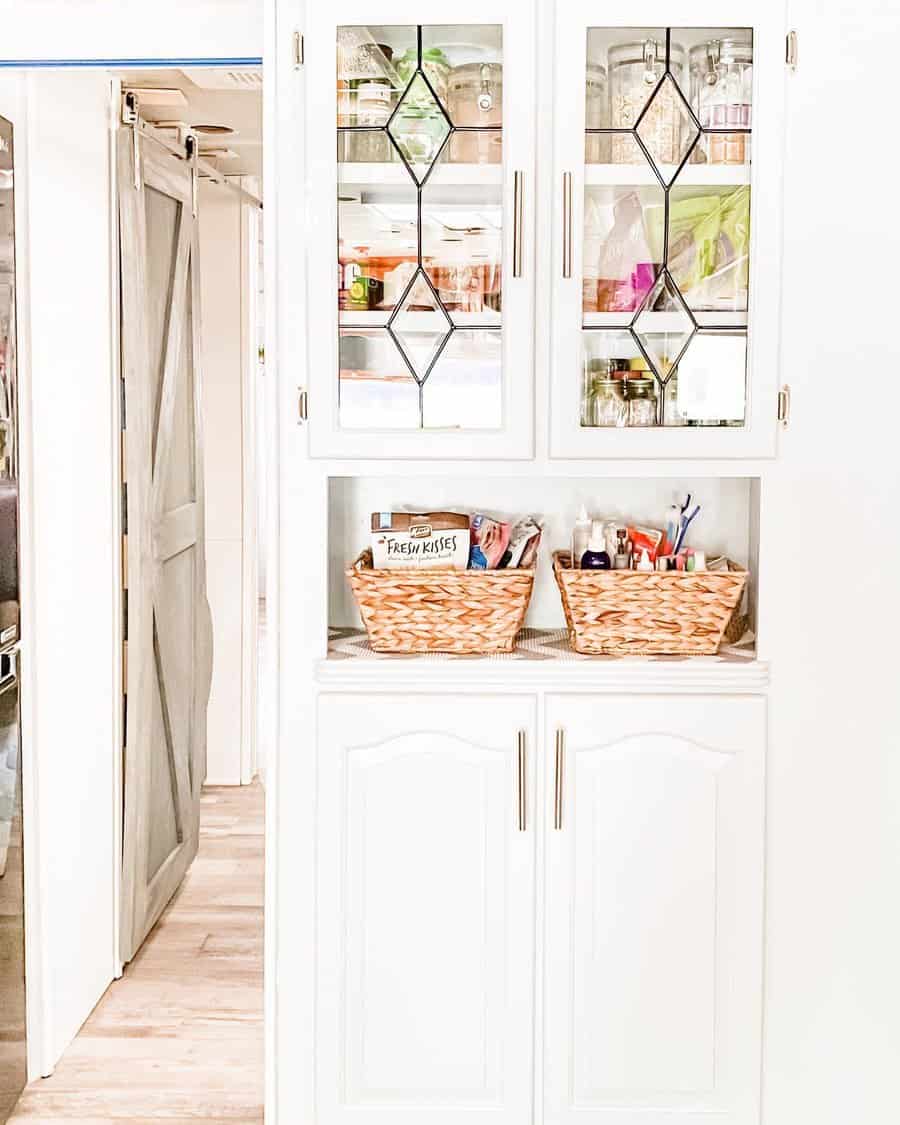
[306,1,535,458]
[551,1,786,458]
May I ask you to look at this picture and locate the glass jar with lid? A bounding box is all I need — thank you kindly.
[591,374,628,427]
[447,62,503,163]
[689,37,753,164]
[625,375,658,426]
[584,64,609,164]
[609,38,687,165]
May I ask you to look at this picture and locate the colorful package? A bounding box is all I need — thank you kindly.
[469,514,510,570]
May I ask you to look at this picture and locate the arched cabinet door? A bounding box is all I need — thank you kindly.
[544,694,766,1125]
[316,693,537,1125]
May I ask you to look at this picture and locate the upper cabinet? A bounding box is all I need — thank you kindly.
[302,1,786,461]
[306,1,536,458]
[551,1,786,458]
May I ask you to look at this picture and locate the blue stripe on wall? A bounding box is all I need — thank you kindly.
[0,58,262,68]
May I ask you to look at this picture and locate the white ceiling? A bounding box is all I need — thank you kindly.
[119,67,263,184]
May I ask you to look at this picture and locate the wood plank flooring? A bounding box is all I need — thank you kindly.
[9,783,264,1123]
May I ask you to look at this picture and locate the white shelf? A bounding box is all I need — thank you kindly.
[320,628,767,692]
[585,163,750,188]
[583,311,748,330]
[339,162,503,188]
[340,310,501,329]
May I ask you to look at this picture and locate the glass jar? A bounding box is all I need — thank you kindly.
[584,64,609,164]
[591,375,628,427]
[625,376,658,426]
[689,38,752,164]
[609,39,686,164]
[341,42,395,162]
[662,374,685,426]
[447,62,503,163]
[392,106,446,167]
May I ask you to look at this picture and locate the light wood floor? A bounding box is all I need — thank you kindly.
[10,782,264,1124]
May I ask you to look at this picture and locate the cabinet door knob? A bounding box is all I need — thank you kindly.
[554,729,565,830]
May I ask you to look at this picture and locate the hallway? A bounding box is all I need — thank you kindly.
[10,783,264,1123]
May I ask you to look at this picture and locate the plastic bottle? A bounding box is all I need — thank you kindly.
[571,505,591,570]
[581,520,612,570]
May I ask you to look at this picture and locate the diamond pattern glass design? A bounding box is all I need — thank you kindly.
[580,27,752,427]
[633,271,695,377]
[388,74,452,183]
[337,25,503,430]
[388,270,453,380]
[635,74,700,185]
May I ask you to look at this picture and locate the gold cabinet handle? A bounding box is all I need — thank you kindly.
[517,730,527,831]
[554,729,565,830]
[562,172,573,279]
[513,170,525,278]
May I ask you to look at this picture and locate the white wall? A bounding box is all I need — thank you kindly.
[760,1,900,1122]
[0,0,263,61]
[199,178,258,786]
[1,69,120,1078]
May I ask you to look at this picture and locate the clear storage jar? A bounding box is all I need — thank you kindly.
[447,62,503,163]
[625,376,658,426]
[591,375,628,427]
[689,38,752,164]
[584,64,610,164]
[609,38,686,165]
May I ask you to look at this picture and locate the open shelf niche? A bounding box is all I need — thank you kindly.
[326,475,761,670]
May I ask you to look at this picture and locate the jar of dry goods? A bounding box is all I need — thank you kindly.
[689,37,753,164]
[662,374,686,426]
[447,62,503,163]
[609,38,686,165]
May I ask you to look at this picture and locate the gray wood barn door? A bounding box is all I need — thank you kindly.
[118,129,213,963]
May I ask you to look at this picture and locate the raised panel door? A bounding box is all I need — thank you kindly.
[317,693,537,1124]
[543,694,766,1125]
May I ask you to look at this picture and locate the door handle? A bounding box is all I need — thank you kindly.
[561,172,573,279]
[517,730,527,831]
[554,729,565,830]
[512,170,525,278]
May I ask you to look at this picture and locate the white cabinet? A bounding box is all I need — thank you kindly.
[550,1,787,458]
[315,690,766,1125]
[543,694,766,1125]
[316,693,537,1124]
[305,1,536,459]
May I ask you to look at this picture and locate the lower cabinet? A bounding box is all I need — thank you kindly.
[316,693,538,1125]
[543,695,766,1125]
[316,691,766,1125]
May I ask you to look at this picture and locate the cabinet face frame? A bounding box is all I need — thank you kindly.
[305,0,536,459]
[549,0,787,459]
[542,693,766,1125]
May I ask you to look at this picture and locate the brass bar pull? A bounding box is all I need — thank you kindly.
[513,170,525,278]
[517,731,527,831]
[562,172,573,279]
[554,729,565,830]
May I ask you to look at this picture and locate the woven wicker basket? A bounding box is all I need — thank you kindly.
[553,551,748,656]
[347,550,535,654]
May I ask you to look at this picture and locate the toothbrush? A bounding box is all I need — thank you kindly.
[673,504,701,554]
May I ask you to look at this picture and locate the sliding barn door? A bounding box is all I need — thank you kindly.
[118,129,213,963]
